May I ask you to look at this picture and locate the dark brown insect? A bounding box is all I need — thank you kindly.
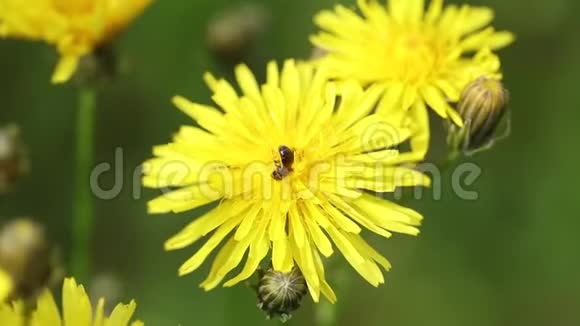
[272,145,294,180]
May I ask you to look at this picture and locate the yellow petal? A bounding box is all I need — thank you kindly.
[266,61,280,87]
[105,300,137,326]
[325,224,364,264]
[94,298,105,326]
[312,250,337,303]
[30,289,62,326]
[235,64,261,102]
[0,301,25,326]
[425,0,443,23]
[409,100,430,156]
[147,186,221,215]
[281,59,300,126]
[288,204,306,248]
[0,269,12,302]
[319,201,361,233]
[223,223,269,287]
[51,55,79,84]
[178,213,244,275]
[488,31,515,49]
[460,7,493,35]
[234,204,262,241]
[172,96,226,134]
[209,227,259,288]
[164,200,249,250]
[62,278,92,326]
[200,237,238,290]
[289,240,320,302]
[105,0,152,40]
[346,233,391,271]
[272,235,290,272]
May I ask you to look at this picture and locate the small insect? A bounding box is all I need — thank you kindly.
[272,145,294,180]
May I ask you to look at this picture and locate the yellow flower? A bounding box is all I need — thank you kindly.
[0,0,152,83]
[143,59,430,303]
[0,268,12,302]
[311,0,514,155]
[0,277,143,326]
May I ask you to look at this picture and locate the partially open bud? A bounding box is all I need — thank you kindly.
[0,125,29,193]
[0,218,52,300]
[447,76,510,156]
[256,266,307,322]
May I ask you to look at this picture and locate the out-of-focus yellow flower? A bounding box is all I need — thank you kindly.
[0,268,12,302]
[0,0,152,83]
[0,300,24,326]
[143,59,429,303]
[0,277,143,326]
[311,0,514,155]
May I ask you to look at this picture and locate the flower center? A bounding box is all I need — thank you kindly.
[51,0,95,15]
[385,30,444,84]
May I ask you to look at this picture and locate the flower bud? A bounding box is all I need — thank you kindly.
[447,76,510,156]
[73,44,120,87]
[206,4,270,64]
[256,266,307,322]
[0,125,29,193]
[0,218,52,300]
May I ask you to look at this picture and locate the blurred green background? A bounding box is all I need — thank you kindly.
[1,0,580,325]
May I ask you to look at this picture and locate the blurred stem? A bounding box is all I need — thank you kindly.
[71,87,97,283]
[316,267,350,326]
[438,149,460,172]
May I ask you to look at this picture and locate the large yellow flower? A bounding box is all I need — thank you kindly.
[0,0,152,83]
[0,278,143,326]
[143,60,430,302]
[311,0,514,154]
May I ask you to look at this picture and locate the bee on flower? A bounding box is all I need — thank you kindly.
[143,59,430,304]
[311,0,514,155]
[0,0,152,83]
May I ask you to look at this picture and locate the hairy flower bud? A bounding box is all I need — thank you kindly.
[206,4,270,64]
[0,125,29,193]
[73,44,120,87]
[256,267,308,322]
[447,76,510,156]
[0,218,52,300]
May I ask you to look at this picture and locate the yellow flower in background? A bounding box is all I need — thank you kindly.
[0,0,152,83]
[143,59,430,302]
[311,0,514,155]
[0,268,12,302]
[0,301,24,326]
[0,277,143,326]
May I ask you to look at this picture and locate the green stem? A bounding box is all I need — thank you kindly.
[71,87,97,283]
[316,267,350,326]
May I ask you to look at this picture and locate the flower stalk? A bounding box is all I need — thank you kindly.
[71,87,97,283]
